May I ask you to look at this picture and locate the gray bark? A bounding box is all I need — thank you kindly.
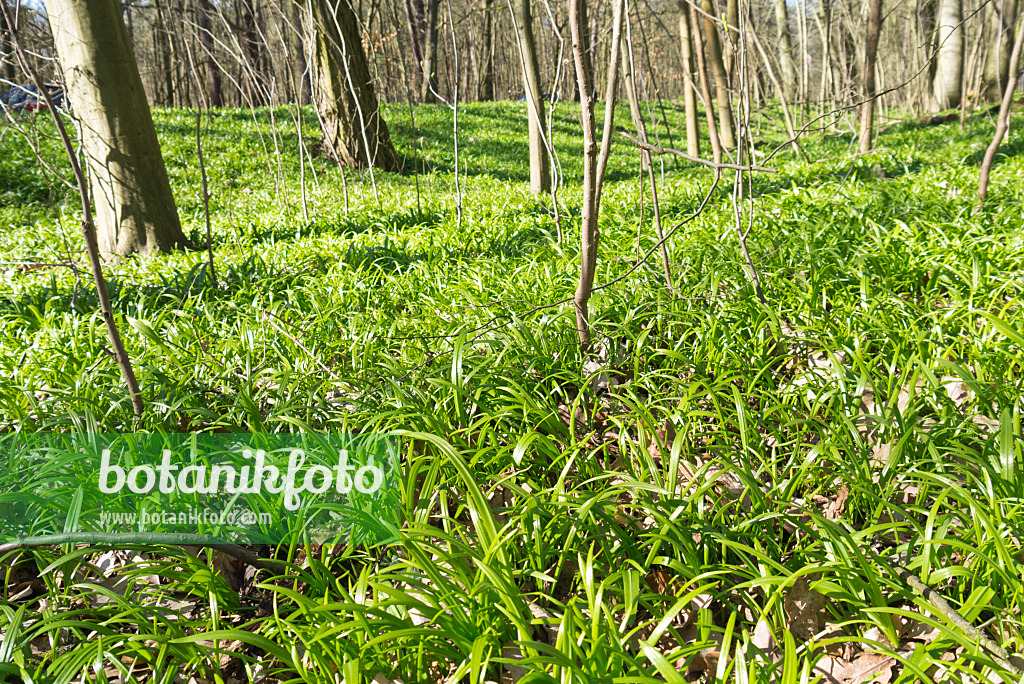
[774,0,797,98]
[678,0,700,156]
[982,0,1019,101]
[196,0,223,107]
[859,0,883,152]
[44,0,188,257]
[305,0,401,171]
[932,0,963,110]
[512,0,550,193]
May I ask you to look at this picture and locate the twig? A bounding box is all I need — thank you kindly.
[891,562,1023,675]
[620,132,777,173]
[195,111,217,284]
[0,532,288,573]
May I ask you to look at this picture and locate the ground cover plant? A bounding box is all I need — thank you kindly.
[1,100,1024,683]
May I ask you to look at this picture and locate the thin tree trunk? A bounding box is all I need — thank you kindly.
[404,0,426,89]
[197,0,224,107]
[691,0,723,164]
[982,0,1019,101]
[2,0,146,415]
[156,0,175,105]
[1,5,16,83]
[305,0,402,171]
[932,0,963,110]
[703,0,736,149]
[43,0,188,256]
[978,5,1024,202]
[858,0,883,153]
[512,0,551,193]
[774,0,797,98]
[678,0,700,156]
[420,0,440,100]
[478,0,494,99]
[569,0,599,349]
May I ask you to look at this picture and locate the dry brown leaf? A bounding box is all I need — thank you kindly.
[826,486,849,520]
[785,576,827,640]
[842,653,896,684]
[941,376,974,407]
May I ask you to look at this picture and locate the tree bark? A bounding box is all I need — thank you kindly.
[982,0,1019,101]
[305,0,401,171]
[196,0,224,107]
[1,4,16,83]
[286,0,311,104]
[703,0,736,149]
[978,3,1024,202]
[478,0,494,99]
[858,0,883,153]
[155,0,175,105]
[403,0,426,89]
[43,0,188,257]
[513,0,550,193]
[419,0,441,100]
[774,0,797,98]
[691,0,722,164]
[932,0,963,110]
[677,0,700,156]
[569,0,598,348]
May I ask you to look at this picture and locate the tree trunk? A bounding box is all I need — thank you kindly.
[403,0,426,90]
[678,0,700,156]
[858,0,883,152]
[419,0,440,100]
[703,0,736,149]
[1,5,15,83]
[932,0,962,110]
[285,0,310,104]
[978,1,1024,202]
[982,0,1019,101]
[305,0,401,171]
[513,0,550,193]
[155,0,175,105]
[478,0,494,100]
[774,0,797,98]
[691,0,722,164]
[43,0,188,256]
[240,0,265,106]
[569,0,598,349]
[724,0,739,75]
[196,0,224,107]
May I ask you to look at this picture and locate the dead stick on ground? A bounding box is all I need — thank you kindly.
[892,562,1023,675]
[0,1,145,417]
[0,533,289,574]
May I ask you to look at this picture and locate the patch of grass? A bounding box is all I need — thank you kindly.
[1,101,1023,682]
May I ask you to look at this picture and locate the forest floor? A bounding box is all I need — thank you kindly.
[1,101,1024,683]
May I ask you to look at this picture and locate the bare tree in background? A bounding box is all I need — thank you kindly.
[981,0,1019,101]
[196,0,223,106]
[44,0,188,256]
[932,0,963,109]
[304,0,401,171]
[1,2,16,82]
[859,0,883,152]
[774,0,797,97]
[678,0,700,157]
[512,0,551,193]
[704,0,736,149]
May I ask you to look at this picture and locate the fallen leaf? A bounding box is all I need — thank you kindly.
[785,576,827,640]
